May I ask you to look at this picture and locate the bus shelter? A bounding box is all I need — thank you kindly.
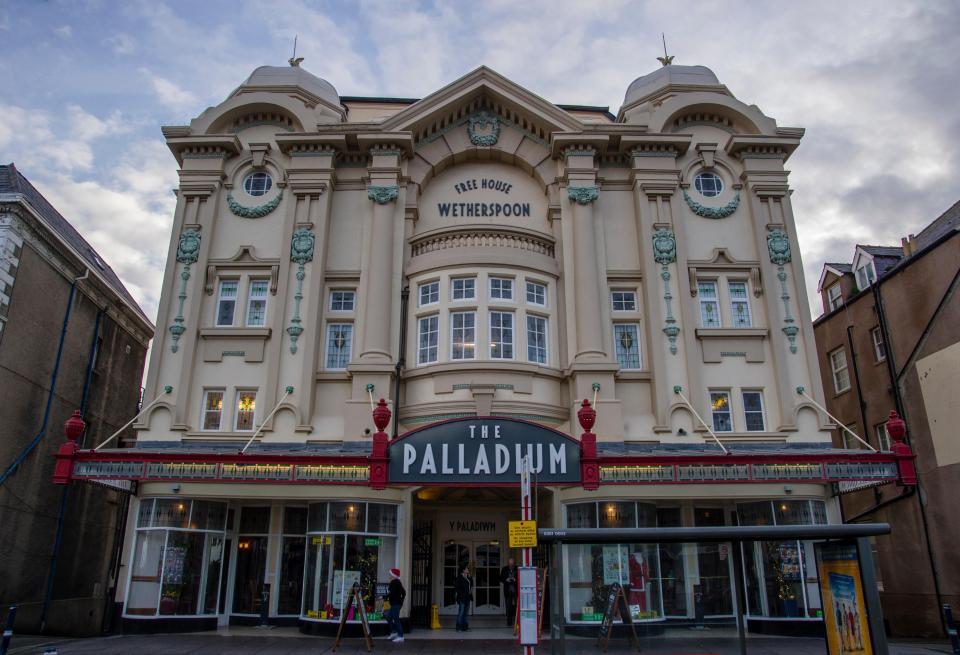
[541,522,891,655]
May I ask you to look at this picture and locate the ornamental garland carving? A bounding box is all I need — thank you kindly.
[290,227,316,264]
[367,185,399,205]
[652,229,680,354]
[652,228,677,266]
[767,228,798,354]
[226,191,283,218]
[568,186,599,205]
[176,228,201,264]
[683,190,740,219]
[467,111,500,146]
[287,228,315,354]
[767,228,792,265]
[169,228,201,353]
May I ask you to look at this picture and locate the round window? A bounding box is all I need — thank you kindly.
[694,172,723,198]
[243,172,273,197]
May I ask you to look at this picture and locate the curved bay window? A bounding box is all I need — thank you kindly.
[303,502,399,623]
[737,499,827,620]
[564,501,663,623]
[125,499,227,617]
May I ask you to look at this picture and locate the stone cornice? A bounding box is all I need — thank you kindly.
[619,134,692,157]
[550,134,609,158]
[275,133,347,155]
[165,135,241,166]
[357,133,415,158]
[725,135,801,162]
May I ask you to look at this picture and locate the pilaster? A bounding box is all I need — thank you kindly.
[275,139,341,433]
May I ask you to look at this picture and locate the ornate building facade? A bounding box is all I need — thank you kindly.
[54,61,912,635]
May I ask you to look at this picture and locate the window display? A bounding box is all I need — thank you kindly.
[126,499,227,617]
[738,500,827,619]
[303,502,398,623]
[564,501,663,622]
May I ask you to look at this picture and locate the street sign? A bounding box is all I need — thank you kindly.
[509,520,538,548]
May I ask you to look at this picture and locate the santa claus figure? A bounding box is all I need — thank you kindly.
[628,551,649,611]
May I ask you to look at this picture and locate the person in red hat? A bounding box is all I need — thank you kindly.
[384,567,406,643]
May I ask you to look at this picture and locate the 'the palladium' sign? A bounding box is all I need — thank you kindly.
[388,418,581,485]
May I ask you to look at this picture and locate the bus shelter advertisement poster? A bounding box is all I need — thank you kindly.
[815,541,873,655]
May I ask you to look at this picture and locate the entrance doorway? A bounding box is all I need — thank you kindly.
[442,540,502,615]
[410,485,554,625]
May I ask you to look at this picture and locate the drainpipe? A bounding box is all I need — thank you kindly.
[32,269,89,633]
[871,281,945,633]
[846,325,871,448]
[0,269,87,487]
[392,285,409,439]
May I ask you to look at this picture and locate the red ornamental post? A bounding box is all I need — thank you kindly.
[886,409,917,486]
[369,399,391,490]
[578,399,599,491]
[53,410,85,485]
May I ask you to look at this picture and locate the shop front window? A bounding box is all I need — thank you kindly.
[563,501,663,623]
[738,499,827,619]
[303,502,399,623]
[125,499,227,617]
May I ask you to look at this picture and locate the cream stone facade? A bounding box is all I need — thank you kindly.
[58,62,913,636]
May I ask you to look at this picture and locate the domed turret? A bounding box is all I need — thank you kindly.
[240,64,342,109]
[623,65,721,107]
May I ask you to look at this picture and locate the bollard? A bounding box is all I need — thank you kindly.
[0,605,16,655]
[944,605,960,655]
[430,604,441,630]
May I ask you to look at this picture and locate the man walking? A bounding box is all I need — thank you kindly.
[385,567,406,643]
[499,557,519,627]
[454,564,473,632]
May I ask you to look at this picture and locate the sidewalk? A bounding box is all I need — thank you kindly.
[3,630,954,655]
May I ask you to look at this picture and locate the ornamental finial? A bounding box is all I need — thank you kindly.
[288,35,304,67]
[657,33,674,67]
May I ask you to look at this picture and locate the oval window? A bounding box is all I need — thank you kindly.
[694,172,723,198]
[243,172,273,197]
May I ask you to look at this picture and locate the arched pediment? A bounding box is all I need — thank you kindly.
[191,95,314,135]
[652,97,776,136]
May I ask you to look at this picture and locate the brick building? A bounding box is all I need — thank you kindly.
[813,201,960,636]
[0,164,154,634]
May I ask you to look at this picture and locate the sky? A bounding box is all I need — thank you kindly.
[2,0,959,325]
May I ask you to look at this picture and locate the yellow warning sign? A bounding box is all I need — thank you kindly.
[509,520,538,548]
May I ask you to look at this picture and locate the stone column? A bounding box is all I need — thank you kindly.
[359,182,399,363]
[565,150,607,364]
[345,142,407,438]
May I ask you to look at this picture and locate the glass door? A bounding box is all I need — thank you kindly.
[693,507,734,617]
[442,542,470,613]
[472,541,501,615]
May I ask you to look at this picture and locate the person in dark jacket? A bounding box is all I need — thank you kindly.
[384,567,406,642]
[499,557,519,626]
[454,564,473,632]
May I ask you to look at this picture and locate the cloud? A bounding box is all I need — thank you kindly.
[140,68,199,114]
[0,101,174,319]
[54,24,72,38]
[103,32,136,55]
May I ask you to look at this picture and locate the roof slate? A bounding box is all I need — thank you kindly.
[0,163,151,327]
[915,199,960,250]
